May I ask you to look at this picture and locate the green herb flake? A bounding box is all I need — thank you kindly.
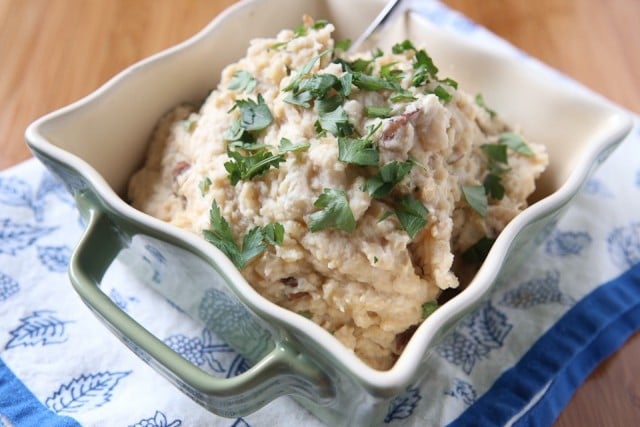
[233,94,273,132]
[318,105,352,137]
[392,39,416,54]
[481,143,508,165]
[262,222,285,246]
[335,38,352,51]
[365,106,393,118]
[203,201,283,269]
[433,84,452,102]
[224,148,285,185]
[475,93,496,118]
[338,136,379,166]
[499,132,534,157]
[461,236,495,263]
[312,19,329,29]
[462,184,488,217]
[483,173,505,200]
[394,195,429,239]
[278,137,310,153]
[309,188,356,232]
[412,49,438,86]
[421,301,438,319]
[228,70,257,93]
[198,177,212,196]
[284,49,331,92]
[353,72,396,91]
[363,160,413,198]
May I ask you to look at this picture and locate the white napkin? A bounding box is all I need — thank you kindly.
[1,1,639,426]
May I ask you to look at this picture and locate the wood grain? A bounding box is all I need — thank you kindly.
[1,1,639,425]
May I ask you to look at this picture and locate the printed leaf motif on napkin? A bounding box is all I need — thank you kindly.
[436,302,512,374]
[544,230,592,256]
[0,218,56,256]
[46,371,131,414]
[384,386,422,423]
[129,410,182,427]
[226,354,250,378]
[500,270,575,309]
[0,173,72,222]
[583,178,614,198]
[444,378,477,406]
[607,222,640,269]
[231,418,251,427]
[0,271,19,302]
[37,245,72,273]
[5,310,72,349]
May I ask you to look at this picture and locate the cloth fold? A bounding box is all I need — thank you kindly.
[1,1,639,426]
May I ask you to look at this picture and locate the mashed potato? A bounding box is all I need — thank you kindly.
[129,17,548,370]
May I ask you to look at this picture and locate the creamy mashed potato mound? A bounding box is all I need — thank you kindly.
[129,17,548,370]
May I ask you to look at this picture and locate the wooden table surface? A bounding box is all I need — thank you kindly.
[1,1,638,425]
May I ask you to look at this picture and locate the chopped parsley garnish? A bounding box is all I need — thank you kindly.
[335,38,352,52]
[309,188,356,232]
[462,184,488,217]
[203,200,283,269]
[498,132,534,156]
[421,301,438,319]
[365,106,393,118]
[198,177,212,196]
[284,49,331,92]
[278,137,310,153]
[394,195,429,239]
[483,173,505,200]
[312,19,329,29]
[479,132,532,200]
[224,147,285,185]
[363,160,413,198]
[461,236,495,263]
[317,105,353,136]
[228,70,257,93]
[392,39,416,54]
[231,94,273,132]
[352,72,396,91]
[338,136,379,166]
[412,49,439,87]
[475,93,496,118]
[433,85,452,102]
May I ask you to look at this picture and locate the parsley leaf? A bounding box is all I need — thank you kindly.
[352,72,396,91]
[363,160,413,198]
[498,132,534,156]
[318,105,352,136]
[394,195,429,239]
[228,70,257,93]
[198,177,212,196]
[278,137,310,153]
[461,236,495,263]
[203,201,284,269]
[475,93,496,118]
[262,222,285,245]
[392,39,416,54]
[462,184,488,217]
[365,106,393,118]
[284,49,331,92]
[224,148,285,185]
[412,49,438,86]
[338,136,379,166]
[421,301,438,319]
[481,143,508,164]
[309,188,356,232]
[433,85,452,102]
[232,94,273,131]
[483,173,505,200]
[335,38,352,51]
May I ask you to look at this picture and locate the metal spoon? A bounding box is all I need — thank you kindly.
[348,0,408,53]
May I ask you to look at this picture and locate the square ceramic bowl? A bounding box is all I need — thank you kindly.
[25,0,632,424]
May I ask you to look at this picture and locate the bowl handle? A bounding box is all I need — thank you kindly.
[68,192,335,417]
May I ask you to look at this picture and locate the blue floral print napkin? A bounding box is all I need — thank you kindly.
[1,1,640,426]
